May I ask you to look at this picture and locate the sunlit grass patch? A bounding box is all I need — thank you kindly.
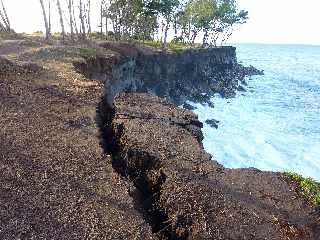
[284,172,320,206]
[142,40,201,51]
[78,47,97,59]
[18,46,95,62]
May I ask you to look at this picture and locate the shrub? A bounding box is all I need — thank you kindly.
[284,172,320,206]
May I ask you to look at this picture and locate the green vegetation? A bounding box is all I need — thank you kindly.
[79,47,97,58]
[2,0,248,49]
[142,40,200,50]
[101,0,248,48]
[284,172,320,206]
[0,31,21,40]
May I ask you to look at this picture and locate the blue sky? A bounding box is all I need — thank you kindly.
[2,0,320,45]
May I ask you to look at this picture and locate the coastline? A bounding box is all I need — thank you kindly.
[0,39,319,239]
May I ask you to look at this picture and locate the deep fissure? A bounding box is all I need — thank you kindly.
[96,98,185,240]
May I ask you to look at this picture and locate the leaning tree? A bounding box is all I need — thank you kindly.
[0,0,11,32]
[39,0,51,39]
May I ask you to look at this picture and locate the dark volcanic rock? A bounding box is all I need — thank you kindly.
[182,102,197,111]
[205,118,220,129]
[75,44,264,108]
[106,93,320,239]
[243,65,264,76]
[236,64,264,86]
[95,45,242,106]
[237,85,246,92]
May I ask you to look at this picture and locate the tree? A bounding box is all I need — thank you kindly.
[218,1,248,45]
[79,0,86,39]
[160,0,180,48]
[0,0,10,31]
[56,0,66,40]
[67,0,75,41]
[39,0,51,40]
[105,0,152,41]
[143,0,180,48]
[48,0,52,34]
[87,0,91,35]
[101,0,110,39]
[0,10,7,32]
[176,8,191,43]
[185,0,216,45]
[175,0,248,46]
[102,0,246,47]
[71,0,79,36]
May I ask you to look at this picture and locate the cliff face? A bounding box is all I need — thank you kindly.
[74,44,319,239]
[77,44,242,106]
[105,47,239,105]
[1,38,318,239]
[103,93,320,239]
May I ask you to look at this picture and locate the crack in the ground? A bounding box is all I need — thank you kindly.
[96,99,185,240]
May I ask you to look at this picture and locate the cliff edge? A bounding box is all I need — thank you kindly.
[1,39,318,239]
[75,42,260,107]
[101,92,320,239]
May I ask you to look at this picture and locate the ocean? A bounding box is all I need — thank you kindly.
[191,44,320,181]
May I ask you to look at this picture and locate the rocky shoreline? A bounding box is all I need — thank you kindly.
[90,44,319,238]
[75,43,263,108]
[99,92,319,239]
[1,40,319,239]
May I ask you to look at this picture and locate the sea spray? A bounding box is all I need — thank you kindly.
[191,44,320,181]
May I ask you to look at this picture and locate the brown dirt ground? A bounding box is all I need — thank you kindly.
[0,39,153,239]
[1,37,319,240]
[110,93,320,240]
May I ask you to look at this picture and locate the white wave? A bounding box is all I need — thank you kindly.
[191,44,320,181]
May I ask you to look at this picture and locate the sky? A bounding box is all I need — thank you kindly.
[2,0,320,45]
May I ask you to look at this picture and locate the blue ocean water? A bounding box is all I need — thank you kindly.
[192,44,320,181]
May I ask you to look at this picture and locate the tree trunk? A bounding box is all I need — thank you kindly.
[68,0,74,41]
[112,20,116,40]
[0,0,10,30]
[162,21,169,50]
[105,16,108,40]
[87,0,91,35]
[202,29,208,47]
[213,33,219,46]
[160,20,164,43]
[48,0,51,34]
[0,19,5,31]
[100,2,103,37]
[191,30,197,44]
[56,0,65,40]
[39,0,51,40]
[173,16,177,39]
[71,0,79,37]
[188,21,191,42]
[222,28,233,46]
[79,0,86,39]
[0,10,8,31]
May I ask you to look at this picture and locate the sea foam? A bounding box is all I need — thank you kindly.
[192,44,320,181]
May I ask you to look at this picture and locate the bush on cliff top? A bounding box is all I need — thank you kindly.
[143,40,201,51]
[284,172,320,206]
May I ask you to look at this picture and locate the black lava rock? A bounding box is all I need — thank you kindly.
[237,85,246,92]
[183,103,197,111]
[205,119,220,129]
